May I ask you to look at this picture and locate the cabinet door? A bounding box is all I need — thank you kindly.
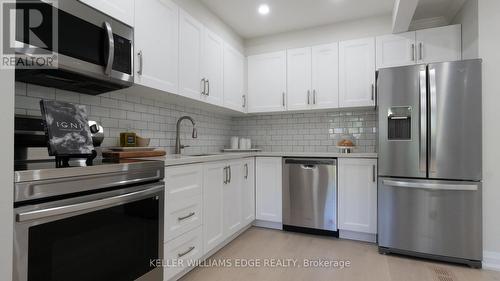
[242,158,255,225]
[223,160,243,238]
[416,24,462,64]
[223,44,245,112]
[135,0,179,94]
[202,29,224,106]
[255,157,282,223]
[338,158,377,234]
[339,37,376,108]
[79,0,134,26]
[376,32,416,69]
[311,43,339,109]
[287,47,312,111]
[165,164,202,242]
[179,10,204,100]
[247,51,287,113]
[202,161,226,254]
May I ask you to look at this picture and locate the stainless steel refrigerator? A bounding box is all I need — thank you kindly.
[377,59,482,268]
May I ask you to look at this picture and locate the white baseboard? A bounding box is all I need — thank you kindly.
[252,220,282,230]
[483,251,500,271]
[339,230,377,243]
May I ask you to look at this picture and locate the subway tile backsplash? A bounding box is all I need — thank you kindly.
[15,82,236,155]
[232,110,378,153]
[15,82,377,154]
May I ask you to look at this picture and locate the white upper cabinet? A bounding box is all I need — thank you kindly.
[376,32,416,69]
[338,158,377,235]
[179,10,204,100]
[339,37,376,108]
[223,44,245,112]
[134,0,179,94]
[79,0,134,26]
[311,43,339,109]
[247,51,287,113]
[202,29,224,106]
[287,47,312,111]
[416,24,461,64]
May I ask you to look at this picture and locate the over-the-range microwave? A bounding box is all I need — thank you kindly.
[14,0,134,95]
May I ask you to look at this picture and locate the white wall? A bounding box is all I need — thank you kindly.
[452,0,478,59]
[173,0,244,52]
[478,0,500,271]
[244,15,392,55]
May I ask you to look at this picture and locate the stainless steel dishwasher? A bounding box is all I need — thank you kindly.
[282,158,338,236]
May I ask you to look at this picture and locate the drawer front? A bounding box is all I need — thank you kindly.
[165,165,203,241]
[164,226,203,281]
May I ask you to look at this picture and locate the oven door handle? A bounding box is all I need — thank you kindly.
[17,185,164,222]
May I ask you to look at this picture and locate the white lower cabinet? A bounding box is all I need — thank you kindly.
[255,157,282,224]
[338,158,377,241]
[164,226,203,281]
[165,164,203,241]
[202,161,226,254]
[241,158,255,225]
[223,160,243,237]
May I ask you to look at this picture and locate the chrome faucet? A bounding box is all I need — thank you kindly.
[175,116,198,154]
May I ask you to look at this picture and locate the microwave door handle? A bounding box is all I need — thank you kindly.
[16,185,164,222]
[103,21,115,76]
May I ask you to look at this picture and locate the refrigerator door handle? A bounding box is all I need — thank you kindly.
[429,67,438,174]
[419,67,428,174]
[382,180,478,191]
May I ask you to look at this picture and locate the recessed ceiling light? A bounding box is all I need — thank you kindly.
[258,4,270,15]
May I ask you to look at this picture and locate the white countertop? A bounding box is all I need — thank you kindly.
[135,152,377,167]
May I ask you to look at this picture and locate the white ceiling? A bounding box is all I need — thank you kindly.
[199,0,395,39]
[413,0,466,22]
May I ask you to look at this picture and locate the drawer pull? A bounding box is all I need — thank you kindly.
[177,212,195,221]
[177,246,195,258]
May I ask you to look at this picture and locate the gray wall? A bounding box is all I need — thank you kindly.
[452,0,479,59]
[233,109,377,153]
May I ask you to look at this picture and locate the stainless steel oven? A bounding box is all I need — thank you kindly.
[15,0,134,95]
[14,160,165,281]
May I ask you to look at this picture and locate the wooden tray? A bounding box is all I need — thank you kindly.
[103,150,166,159]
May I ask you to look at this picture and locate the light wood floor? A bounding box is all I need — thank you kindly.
[180,227,500,281]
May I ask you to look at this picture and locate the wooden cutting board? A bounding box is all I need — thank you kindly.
[103,150,166,159]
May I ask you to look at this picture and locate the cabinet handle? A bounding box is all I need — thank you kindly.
[207,79,210,96]
[313,89,317,105]
[242,94,247,108]
[244,163,248,179]
[419,42,423,60]
[282,92,286,107]
[137,50,143,75]
[201,78,206,95]
[411,44,415,61]
[307,90,311,105]
[177,246,195,258]
[228,165,232,183]
[372,165,376,182]
[371,84,375,101]
[178,212,195,221]
[223,166,227,184]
